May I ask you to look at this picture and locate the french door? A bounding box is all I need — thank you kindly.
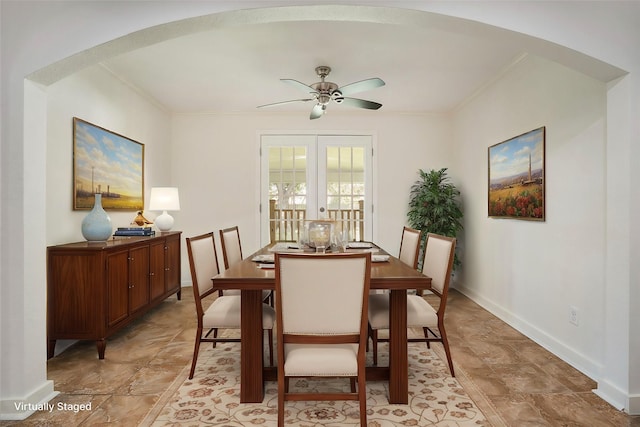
[260,134,373,246]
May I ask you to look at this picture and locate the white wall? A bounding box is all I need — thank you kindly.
[171,111,452,284]
[46,66,173,246]
[2,0,639,419]
[44,67,455,289]
[453,54,607,378]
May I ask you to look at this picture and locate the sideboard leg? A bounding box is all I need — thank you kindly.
[177,288,182,300]
[96,339,106,359]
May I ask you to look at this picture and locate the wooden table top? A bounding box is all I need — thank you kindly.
[212,242,431,291]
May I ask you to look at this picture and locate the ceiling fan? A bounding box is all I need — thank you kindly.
[257,66,385,120]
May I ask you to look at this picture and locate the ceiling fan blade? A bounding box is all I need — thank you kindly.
[257,99,314,108]
[310,104,324,120]
[337,78,385,96]
[281,79,318,94]
[340,97,382,110]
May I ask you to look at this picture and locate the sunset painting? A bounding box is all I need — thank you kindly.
[73,117,144,210]
[488,127,545,220]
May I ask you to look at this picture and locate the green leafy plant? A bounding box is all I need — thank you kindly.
[407,168,463,269]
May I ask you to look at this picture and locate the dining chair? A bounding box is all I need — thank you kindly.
[368,227,421,304]
[219,225,244,270]
[219,225,273,304]
[398,226,422,269]
[368,233,457,376]
[186,232,275,379]
[274,252,371,427]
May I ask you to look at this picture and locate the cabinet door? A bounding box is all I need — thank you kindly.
[107,249,130,326]
[48,252,102,337]
[165,236,181,293]
[128,245,150,313]
[149,240,166,301]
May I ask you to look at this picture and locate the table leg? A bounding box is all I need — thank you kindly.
[388,289,408,404]
[240,289,264,403]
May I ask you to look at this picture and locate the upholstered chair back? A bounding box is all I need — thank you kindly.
[186,232,220,308]
[276,254,370,335]
[220,226,243,269]
[422,234,456,295]
[398,226,422,269]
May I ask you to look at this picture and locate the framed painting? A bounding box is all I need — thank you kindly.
[73,117,144,210]
[488,126,545,221]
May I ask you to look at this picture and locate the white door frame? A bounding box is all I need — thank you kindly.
[259,132,375,246]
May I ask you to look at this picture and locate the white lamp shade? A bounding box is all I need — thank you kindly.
[149,187,180,231]
[149,187,180,211]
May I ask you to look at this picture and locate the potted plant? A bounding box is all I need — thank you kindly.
[407,168,463,269]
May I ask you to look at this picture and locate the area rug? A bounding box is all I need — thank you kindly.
[141,338,505,426]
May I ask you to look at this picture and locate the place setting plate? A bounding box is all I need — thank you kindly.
[346,242,373,249]
[252,254,275,263]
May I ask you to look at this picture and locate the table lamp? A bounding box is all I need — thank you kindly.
[149,187,180,231]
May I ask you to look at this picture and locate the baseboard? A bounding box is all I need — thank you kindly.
[0,380,58,420]
[454,285,640,414]
[592,380,626,412]
[453,285,601,380]
[595,386,640,416]
[628,394,640,415]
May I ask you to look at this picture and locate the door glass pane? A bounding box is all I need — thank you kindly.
[325,146,365,241]
[268,146,307,242]
[262,134,371,246]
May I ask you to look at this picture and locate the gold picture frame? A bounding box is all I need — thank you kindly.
[488,127,545,221]
[73,117,144,210]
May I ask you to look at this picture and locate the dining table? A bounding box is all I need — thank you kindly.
[211,241,431,404]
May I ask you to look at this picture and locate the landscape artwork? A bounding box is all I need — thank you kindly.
[73,117,144,210]
[488,127,545,220]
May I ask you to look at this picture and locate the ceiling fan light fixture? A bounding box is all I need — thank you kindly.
[318,94,331,105]
[260,66,384,120]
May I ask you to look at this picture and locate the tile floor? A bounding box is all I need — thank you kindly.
[3,289,639,426]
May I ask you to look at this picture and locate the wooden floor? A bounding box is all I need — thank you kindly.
[3,288,639,426]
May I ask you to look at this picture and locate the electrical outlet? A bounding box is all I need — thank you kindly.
[569,306,579,326]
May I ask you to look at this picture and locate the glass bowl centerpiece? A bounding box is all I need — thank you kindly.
[306,221,333,252]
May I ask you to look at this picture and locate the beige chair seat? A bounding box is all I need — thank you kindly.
[284,344,358,377]
[203,295,275,330]
[368,294,438,329]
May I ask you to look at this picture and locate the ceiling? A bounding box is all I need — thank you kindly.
[100,18,528,116]
[31,5,624,118]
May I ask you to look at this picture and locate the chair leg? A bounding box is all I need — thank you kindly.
[358,369,367,426]
[366,322,370,352]
[370,326,379,366]
[267,329,274,366]
[439,323,455,377]
[189,330,202,379]
[423,327,431,349]
[212,328,218,348]
[350,377,356,393]
[278,376,285,427]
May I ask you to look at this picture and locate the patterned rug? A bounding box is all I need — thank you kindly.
[141,336,505,426]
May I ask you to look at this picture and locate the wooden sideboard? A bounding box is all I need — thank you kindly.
[47,231,182,359]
